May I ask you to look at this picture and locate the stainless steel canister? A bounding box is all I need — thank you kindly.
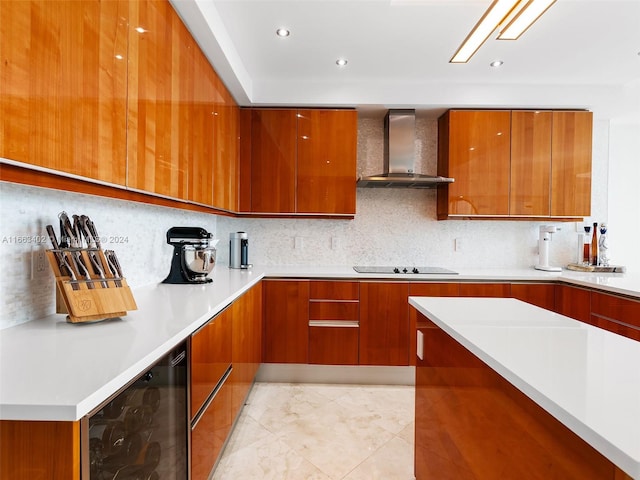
[229,232,250,269]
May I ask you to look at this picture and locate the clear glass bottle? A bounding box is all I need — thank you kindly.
[590,222,598,265]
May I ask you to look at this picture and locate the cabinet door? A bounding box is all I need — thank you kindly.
[188,44,215,205]
[296,109,357,214]
[0,0,128,185]
[250,109,297,213]
[555,284,591,323]
[359,282,410,366]
[511,283,556,310]
[191,306,232,419]
[229,282,263,419]
[263,279,309,363]
[238,108,253,212]
[213,82,240,211]
[439,110,511,216]
[0,420,80,480]
[510,111,552,216]
[551,111,593,217]
[127,0,190,199]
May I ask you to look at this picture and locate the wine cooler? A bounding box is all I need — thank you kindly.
[84,341,188,479]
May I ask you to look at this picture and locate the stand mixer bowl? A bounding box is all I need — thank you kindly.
[183,245,216,277]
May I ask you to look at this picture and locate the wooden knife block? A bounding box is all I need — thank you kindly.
[46,249,137,323]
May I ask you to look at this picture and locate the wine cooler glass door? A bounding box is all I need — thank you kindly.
[88,342,188,480]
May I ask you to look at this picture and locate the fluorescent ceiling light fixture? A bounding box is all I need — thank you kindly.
[450,0,520,63]
[498,0,556,40]
[276,28,290,37]
[450,0,556,63]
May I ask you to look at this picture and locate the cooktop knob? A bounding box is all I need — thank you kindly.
[412,267,419,274]
[393,267,400,273]
[402,268,408,273]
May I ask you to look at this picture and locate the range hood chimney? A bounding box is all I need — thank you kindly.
[357,109,454,188]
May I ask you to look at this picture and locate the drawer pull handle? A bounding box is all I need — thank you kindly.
[308,320,359,328]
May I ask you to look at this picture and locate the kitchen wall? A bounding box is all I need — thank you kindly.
[0,112,612,329]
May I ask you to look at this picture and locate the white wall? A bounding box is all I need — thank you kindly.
[607,116,640,269]
[0,113,617,329]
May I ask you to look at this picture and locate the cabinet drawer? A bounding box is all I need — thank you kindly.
[191,377,233,480]
[591,292,640,329]
[309,326,359,365]
[191,307,232,419]
[459,283,511,297]
[309,301,359,320]
[310,281,359,300]
[590,315,640,341]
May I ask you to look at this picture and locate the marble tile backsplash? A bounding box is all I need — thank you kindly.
[0,113,609,329]
[0,182,216,329]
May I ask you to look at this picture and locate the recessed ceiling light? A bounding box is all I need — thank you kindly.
[490,60,504,67]
[336,58,348,66]
[276,28,290,37]
[135,27,146,34]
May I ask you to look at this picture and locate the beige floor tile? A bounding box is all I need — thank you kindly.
[397,421,415,446]
[213,433,332,480]
[343,436,415,480]
[214,382,416,480]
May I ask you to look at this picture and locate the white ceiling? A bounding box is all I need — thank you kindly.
[171,0,640,118]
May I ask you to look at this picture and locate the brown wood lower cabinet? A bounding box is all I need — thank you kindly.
[414,311,628,480]
[191,306,233,418]
[229,282,263,416]
[0,420,80,480]
[263,279,310,363]
[591,291,640,341]
[308,280,360,365]
[459,282,511,297]
[359,282,410,366]
[511,282,556,310]
[555,284,592,323]
[191,282,263,480]
[191,380,233,480]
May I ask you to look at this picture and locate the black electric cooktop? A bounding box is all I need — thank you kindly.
[353,266,458,275]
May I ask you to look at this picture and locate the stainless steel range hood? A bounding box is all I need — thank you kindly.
[357,109,454,188]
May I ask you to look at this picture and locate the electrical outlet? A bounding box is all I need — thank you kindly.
[454,238,463,252]
[32,248,49,280]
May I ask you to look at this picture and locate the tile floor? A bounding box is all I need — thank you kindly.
[212,382,416,480]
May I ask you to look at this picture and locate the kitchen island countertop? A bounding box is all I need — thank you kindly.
[409,296,640,479]
[1,265,638,422]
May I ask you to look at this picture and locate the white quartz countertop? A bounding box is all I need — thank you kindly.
[1,265,638,423]
[0,267,263,421]
[409,296,640,479]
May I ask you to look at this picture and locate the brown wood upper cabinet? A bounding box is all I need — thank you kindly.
[0,0,128,186]
[437,109,592,220]
[438,110,511,217]
[240,108,357,216]
[127,0,223,205]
